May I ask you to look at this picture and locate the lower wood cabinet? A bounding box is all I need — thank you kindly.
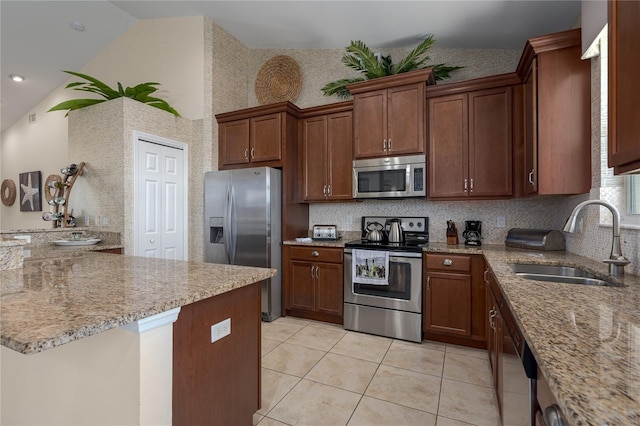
[283,245,343,324]
[423,253,486,348]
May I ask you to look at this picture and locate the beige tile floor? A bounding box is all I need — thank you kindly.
[254,316,500,426]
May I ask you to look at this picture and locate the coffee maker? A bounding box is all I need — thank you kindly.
[463,221,482,246]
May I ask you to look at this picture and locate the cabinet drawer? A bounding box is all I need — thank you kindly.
[425,254,471,273]
[288,246,343,263]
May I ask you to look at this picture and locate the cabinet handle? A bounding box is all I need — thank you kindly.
[311,250,319,257]
[251,148,255,159]
[443,258,453,266]
[383,139,387,151]
[310,265,316,278]
[470,178,474,192]
[327,184,331,196]
[387,139,391,151]
[315,265,320,279]
[426,275,431,291]
[484,268,490,283]
[323,185,327,196]
[244,149,249,160]
[528,170,535,185]
[464,179,468,192]
[489,309,496,330]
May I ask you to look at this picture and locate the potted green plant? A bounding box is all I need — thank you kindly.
[48,70,180,117]
[321,35,462,98]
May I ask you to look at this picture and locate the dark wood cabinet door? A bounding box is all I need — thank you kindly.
[302,116,328,201]
[428,94,468,198]
[250,113,282,163]
[326,111,353,200]
[353,90,387,158]
[289,261,316,312]
[424,272,472,336]
[523,60,538,195]
[219,119,250,166]
[609,0,640,174]
[387,84,425,155]
[316,262,343,316]
[468,87,513,197]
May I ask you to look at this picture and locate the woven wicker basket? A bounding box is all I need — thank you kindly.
[255,55,302,104]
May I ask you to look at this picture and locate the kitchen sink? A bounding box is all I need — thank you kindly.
[508,263,619,287]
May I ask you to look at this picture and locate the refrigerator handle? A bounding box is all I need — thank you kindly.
[224,185,233,264]
[229,184,237,264]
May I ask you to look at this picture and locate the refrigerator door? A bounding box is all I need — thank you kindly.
[231,168,282,321]
[204,170,232,264]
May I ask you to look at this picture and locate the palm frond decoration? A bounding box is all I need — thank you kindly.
[48,70,181,117]
[322,36,463,99]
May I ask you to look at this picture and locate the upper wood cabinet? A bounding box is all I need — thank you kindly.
[216,102,301,170]
[300,102,353,201]
[347,69,434,159]
[515,28,592,195]
[609,0,640,174]
[427,74,517,199]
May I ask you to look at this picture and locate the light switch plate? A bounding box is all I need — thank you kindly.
[211,318,231,343]
[497,216,506,228]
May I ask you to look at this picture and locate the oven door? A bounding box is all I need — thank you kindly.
[344,249,422,313]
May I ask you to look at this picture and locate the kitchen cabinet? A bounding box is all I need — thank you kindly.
[516,28,591,195]
[486,267,503,415]
[216,102,301,169]
[347,69,434,159]
[427,75,517,199]
[283,245,343,324]
[300,102,353,201]
[608,0,640,174]
[423,253,486,348]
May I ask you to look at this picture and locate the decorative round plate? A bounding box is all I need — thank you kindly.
[53,238,102,246]
[255,55,302,104]
[1,179,17,206]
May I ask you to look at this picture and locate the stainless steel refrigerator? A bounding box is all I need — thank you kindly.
[204,167,282,321]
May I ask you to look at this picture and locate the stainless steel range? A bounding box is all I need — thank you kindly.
[344,216,428,343]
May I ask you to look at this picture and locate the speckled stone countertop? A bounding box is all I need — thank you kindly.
[1,252,276,355]
[26,243,124,260]
[429,244,640,425]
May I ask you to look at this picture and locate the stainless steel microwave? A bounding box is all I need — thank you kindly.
[353,154,426,199]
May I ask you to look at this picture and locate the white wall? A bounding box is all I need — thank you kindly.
[1,16,205,231]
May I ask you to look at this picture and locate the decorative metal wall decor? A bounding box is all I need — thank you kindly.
[19,171,42,212]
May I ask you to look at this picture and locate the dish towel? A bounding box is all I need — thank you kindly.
[352,249,389,285]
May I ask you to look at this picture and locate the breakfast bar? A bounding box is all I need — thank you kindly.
[1,251,276,425]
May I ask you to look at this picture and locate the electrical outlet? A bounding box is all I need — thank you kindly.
[496,216,506,228]
[211,318,231,343]
[102,216,109,227]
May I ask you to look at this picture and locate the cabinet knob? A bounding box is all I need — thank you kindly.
[311,250,319,257]
[443,258,453,266]
[150,239,155,244]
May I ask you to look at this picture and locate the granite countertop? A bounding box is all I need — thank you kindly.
[26,243,124,260]
[0,252,276,355]
[459,245,640,426]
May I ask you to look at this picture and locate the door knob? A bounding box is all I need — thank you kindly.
[150,239,155,244]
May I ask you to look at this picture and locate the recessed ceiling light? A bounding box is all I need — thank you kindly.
[70,21,85,32]
[10,74,24,82]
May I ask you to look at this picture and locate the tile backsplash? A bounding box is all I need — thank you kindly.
[309,196,564,244]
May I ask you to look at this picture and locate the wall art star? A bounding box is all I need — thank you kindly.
[19,171,42,212]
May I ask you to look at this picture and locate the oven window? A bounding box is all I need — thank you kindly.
[353,259,412,300]
[357,170,406,193]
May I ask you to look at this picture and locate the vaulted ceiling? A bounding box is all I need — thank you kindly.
[1,0,581,133]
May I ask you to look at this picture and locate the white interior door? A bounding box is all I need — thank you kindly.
[135,136,187,260]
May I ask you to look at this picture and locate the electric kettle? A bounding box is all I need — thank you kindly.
[387,218,405,243]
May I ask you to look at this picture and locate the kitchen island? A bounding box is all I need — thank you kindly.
[1,251,276,425]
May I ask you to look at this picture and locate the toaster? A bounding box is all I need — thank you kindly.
[312,225,339,241]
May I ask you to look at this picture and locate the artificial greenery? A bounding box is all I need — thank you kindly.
[48,70,180,117]
[321,35,463,99]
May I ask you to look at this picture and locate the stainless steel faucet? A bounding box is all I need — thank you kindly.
[563,200,630,276]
